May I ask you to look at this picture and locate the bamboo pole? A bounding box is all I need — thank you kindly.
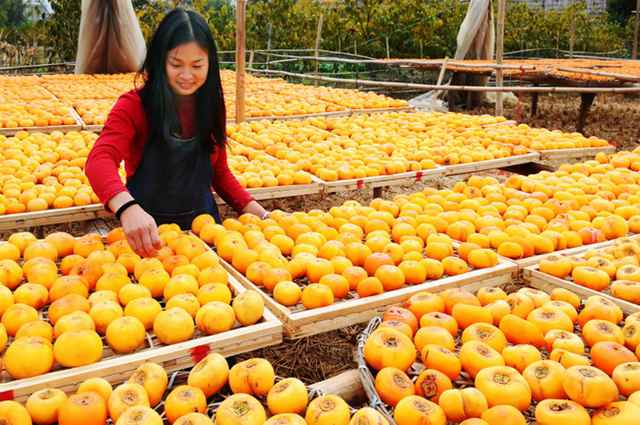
[634,1,640,60]
[249,68,640,94]
[314,14,324,86]
[495,0,506,116]
[235,0,246,123]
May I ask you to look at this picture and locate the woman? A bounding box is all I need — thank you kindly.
[86,9,268,257]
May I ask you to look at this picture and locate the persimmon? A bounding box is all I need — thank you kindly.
[374,367,415,407]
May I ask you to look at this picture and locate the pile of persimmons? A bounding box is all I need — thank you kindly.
[0,225,263,380]
[0,355,386,425]
[364,286,640,425]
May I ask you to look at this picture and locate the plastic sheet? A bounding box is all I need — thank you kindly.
[75,0,146,74]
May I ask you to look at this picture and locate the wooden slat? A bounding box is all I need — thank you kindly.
[0,107,83,136]
[0,268,283,402]
[523,267,640,314]
[323,168,445,193]
[309,369,364,402]
[0,204,110,231]
[444,152,540,176]
[513,239,616,270]
[538,145,616,161]
[222,255,516,339]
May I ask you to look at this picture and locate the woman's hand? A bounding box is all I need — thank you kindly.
[120,204,162,257]
[242,200,269,220]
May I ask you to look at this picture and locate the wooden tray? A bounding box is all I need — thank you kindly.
[0,273,283,402]
[538,145,616,161]
[523,265,640,315]
[0,204,110,231]
[443,152,540,176]
[0,107,83,136]
[222,257,516,339]
[322,168,445,193]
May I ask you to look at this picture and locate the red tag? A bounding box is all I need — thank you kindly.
[190,345,211,363]
[0,391,14,401]
[356,179,364,189]
[415,171,423,182]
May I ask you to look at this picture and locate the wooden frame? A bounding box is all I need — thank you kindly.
[0,204,110,231]
[222,257,516,339]
[511,239,616,271]
[444,152,540,176]
[322,168,445,193]
[0,107,83,136]
[538,145,616,161]
[523,266,640,314]
[0,274,283,402]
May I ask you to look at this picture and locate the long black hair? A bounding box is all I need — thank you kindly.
[138,8,226,149]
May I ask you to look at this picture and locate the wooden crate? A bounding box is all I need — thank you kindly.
[444,152,540,176]
[322,168,445,193]
[0,108,83,136]
[0,274,283,402]
[523,266,640,315]
[538,145,616,161]
[83,124,104,133]
[222,257,516,339]
[0,204,110,231]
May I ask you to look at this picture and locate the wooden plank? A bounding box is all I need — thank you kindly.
[222,254,516,339]
[0,204,110,231]
[513,239,616,270]
[83,124,104,133]
[238,110,353,123]
[444,152,540,176]
[539,145,616,161]
[0,107,83,136]
[0,263,283,402]
[323,168,445,193]
[523,267,640,314]
[481,120,517,128]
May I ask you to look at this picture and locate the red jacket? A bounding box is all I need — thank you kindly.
[85,90,252,213]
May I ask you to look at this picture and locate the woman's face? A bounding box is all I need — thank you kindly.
[166,41,209,97]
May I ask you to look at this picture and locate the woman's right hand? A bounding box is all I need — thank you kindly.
[120,204,162,257]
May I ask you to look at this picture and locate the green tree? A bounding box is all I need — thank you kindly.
[0,0,26,28]
[47,0,82,61]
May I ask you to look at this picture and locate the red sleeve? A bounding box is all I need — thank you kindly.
[85,92,142,208]
[210,145,253,213]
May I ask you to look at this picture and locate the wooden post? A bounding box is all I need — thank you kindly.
[314,14,324,85]
[634,2,640,60]
[385,36,390,59]
[419,40,424,59]
[569,3,576,58]
[495,0,506,116]
[235,0,246,123]
[265,23,272,70]
[354,40,357,55]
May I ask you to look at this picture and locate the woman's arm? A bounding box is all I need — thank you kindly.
[210,146,269,218]
[85,93,161,257]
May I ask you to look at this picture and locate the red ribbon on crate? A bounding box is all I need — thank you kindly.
[0,390,14,401]
[190,344,211,363]
[356,179,364,189]
[415,171,423,182]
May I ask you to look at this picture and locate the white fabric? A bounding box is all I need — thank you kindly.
[455,0,495,61]
[75,0,146,74]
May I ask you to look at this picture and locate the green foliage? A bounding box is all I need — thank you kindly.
[0,0,26,28]
[0,0,635,67]
[47,0,81,61]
